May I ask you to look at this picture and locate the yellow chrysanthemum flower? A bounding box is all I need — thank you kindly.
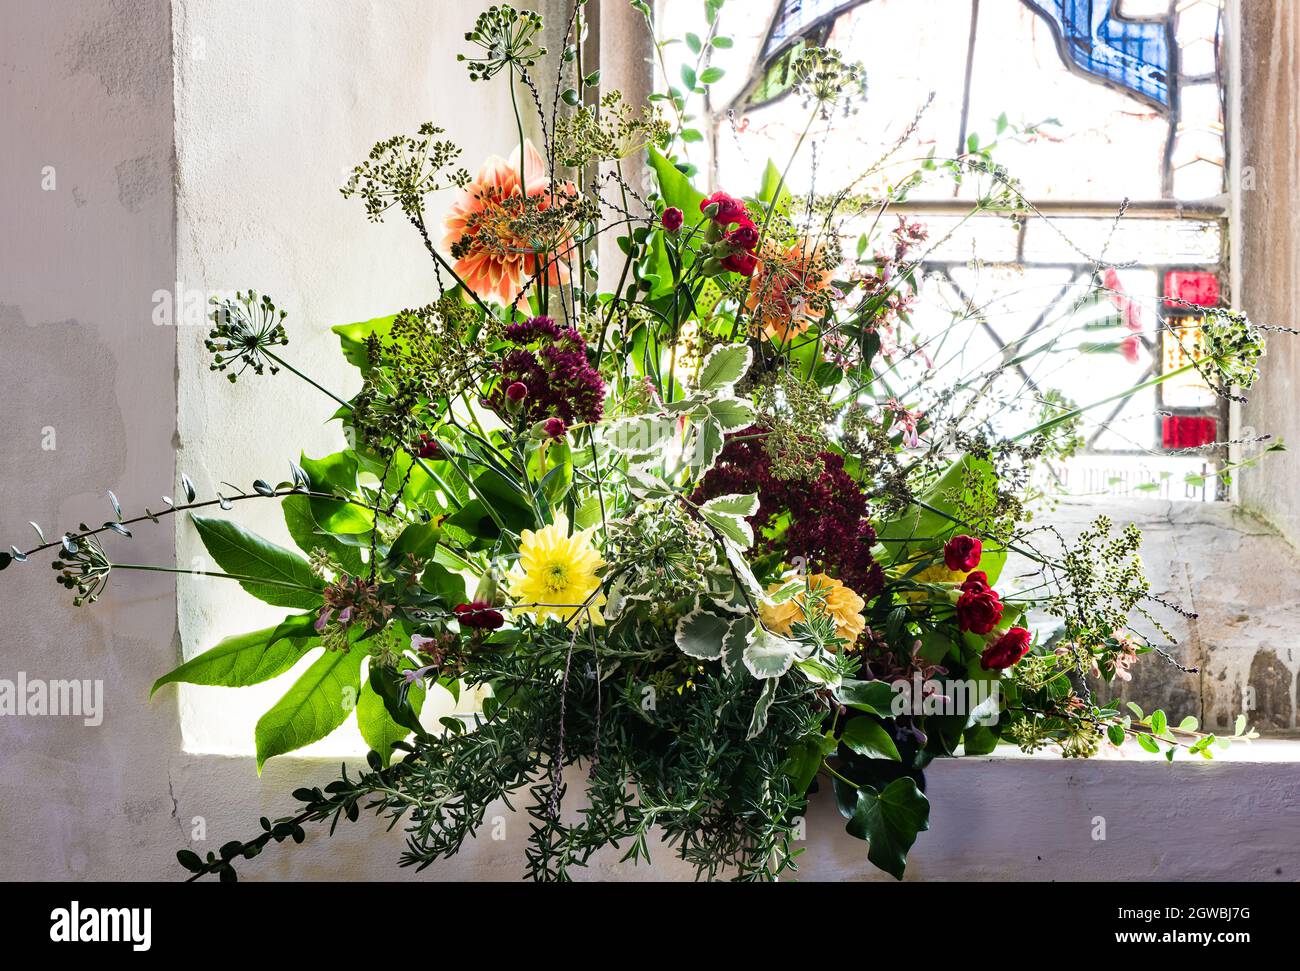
[508,513,606,627]
[760,573,866,647]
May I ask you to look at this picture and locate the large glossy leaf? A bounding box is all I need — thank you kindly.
[841,717,902,761]
[254,647,365,770]
[150,614,318,695]
[357,667,425,767]
[845,777,931,880]
[874,454,1007,584]
[282,494,364,575]
[191,515,324,609]
[332,313,397,373]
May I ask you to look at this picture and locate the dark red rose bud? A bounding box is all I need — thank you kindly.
[721,250,758,276]
[505,381,529,403]
[981,626,1032,670]
[454,600,505,630]
[700,191,748,226]
[956,587,1003,635]
[661,207,684,232]
[944,534,982,572]
[542,416,567,439]
[416,433,441,459]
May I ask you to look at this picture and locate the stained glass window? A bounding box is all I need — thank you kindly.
[655,0,1229,498]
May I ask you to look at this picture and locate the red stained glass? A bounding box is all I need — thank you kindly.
[1164,271,1219,308]
[1162,415,1216,449]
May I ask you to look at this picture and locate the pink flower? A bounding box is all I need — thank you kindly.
[542,417,567,439]
[1104,268,1145,332]
[886,398,924,448]
[1120,334,1142,364]
[661,207,684,232]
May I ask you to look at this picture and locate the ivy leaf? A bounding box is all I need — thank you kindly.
[845,778,931,880]
[841,717,901,761]
[191,515,325,609]
[150,614,318,695]
[255,648,365,770]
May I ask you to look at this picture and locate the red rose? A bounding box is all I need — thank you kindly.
[981,626,1032,670]
[960,571,990,593]
[700,191,749,226]
[956,587,1003,634]
[505,381,529,403]
[725,222,760,252]
[944,534,982,572]
[661,207,684,232]
[721,250,758,276]
[454,601,505,630]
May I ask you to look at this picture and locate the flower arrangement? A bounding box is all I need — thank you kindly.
[2,2,1276,882]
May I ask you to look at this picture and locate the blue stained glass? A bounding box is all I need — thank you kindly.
[763,1,1173,110]
[1021,0,1172,108]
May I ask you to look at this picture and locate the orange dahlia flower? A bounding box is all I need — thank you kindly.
[442,139,576,306]
[746,239,837,343]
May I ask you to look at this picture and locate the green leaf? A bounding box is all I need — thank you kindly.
[699,66,725,84]
[1107,723,1126,746]
[1149,709,1168,736]
[358,662,426,766]
[836,678,896,717]
[696,344,752,394]
[191,515,324,609]
[756,159,793,219]
[674,602,731,660]
[255,648,365,770]
[699,492,758,548]
[282,494,364,575]
[841,717,901,761]
[1137,732,1161,754]
[386,522,441,568]
[845,778,931,880]
[742,622,804,678]
[332,313,397,374]
[873,455,1005,581]
[150,614,318,695]
[746,677,778,738]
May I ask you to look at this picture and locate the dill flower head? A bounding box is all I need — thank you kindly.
[760,573,866,648]
[508,513,607,627]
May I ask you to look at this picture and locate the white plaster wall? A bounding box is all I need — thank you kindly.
[1,0,1298,882]
[171,0,525,754]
